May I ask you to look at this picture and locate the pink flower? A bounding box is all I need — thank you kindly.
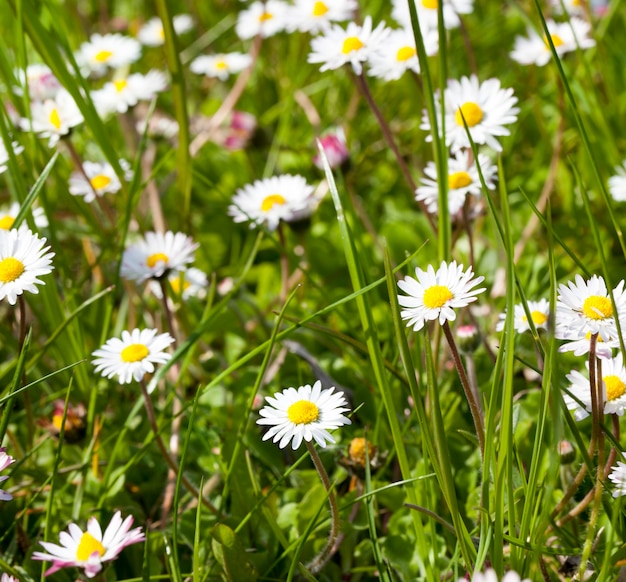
[0,448,15,501]
[314,128,349,170]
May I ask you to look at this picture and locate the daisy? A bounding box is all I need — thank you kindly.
[257,380,351,449]
[415,151,497,214]
[15,63,61,101]
[92,71,167,116]
[367,27,438,81]
[190,53,252,81]
[0,201,48,231]
[1,575,17,582]
[608,452,626,497]
[308,16,391,75]
[135,110,179,140]
[75,33,142,76]
[549,0,588,16]
[69,160,131,203]
[459,569,530,582]
[421,75,519,153]
[286,0,357,34]
[121,231,198,283]
[0,139,23,175]
[235,0,289,40]
[510,18,595,67]
[229,174,318,230]
[0,448,15,501]
[564,353,626,419]
[20,89,84,147]
[496,298,550,333]
[137,14,194,46]
[397,260,486,331]
[32,511,145,578]
[608,161,626,202]
[0,228,54,305]
[148,267,208,300]
[391,0,474,30]
[557,329,618,360]
[313,128,349,169]
[92,328,174,384]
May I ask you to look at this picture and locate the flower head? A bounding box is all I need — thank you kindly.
[496,298,550,333]
[314,128,349,169]
[0,448,15,501]
[15,64,61,101]
[257,380,351,449]
[286,0,357,34]
[392,0,474,30]
[32,511,145,578]
[92,328,174,385]
[609,452,626,497]
[92,71,167,116]
[608,161,626,203]
[190,53,252,81]
[397,260,486,331]
[148,267,208,301]
[137,14,193,46]
[69,160,131,203]
[75,33,141,76]
[557,328,618,360]
[236,0,289,40]
[0,201,48,231]
[1,574,17,582]
[549,0,588,16]
[459,569,530,582]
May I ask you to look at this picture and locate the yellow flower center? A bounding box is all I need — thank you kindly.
[146,252,169,269]
[287,400,319,425]
[313,1,329,16]
[114,79,127,92]
[396,46,417,62]
[261,194,286,212]
[0,257,25,282]
[76,532,106,561]
[448,171,472,190]
[215,60,228,70]
[90,174,111,190]
[585,331,605,342]
[605,375,626,402]
[120,343,149,363]
[423,285,454,309]
[348,437,374,467]
[259,11,273,22]
[94,50,113,63]
[520,311,548,325]
[0,215,15,230]
[170,276,191,295]
[422,0,438,8]
[342,36,365,54]
[455,102,484,127]
[49,108,62,130]
[544,34,564,49]
[582,296,613,320]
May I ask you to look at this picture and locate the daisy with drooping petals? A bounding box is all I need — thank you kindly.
[557,328,618,360]
[121,231,198,283]
[257,380,351,449]
[236,0,289,40]
[609,452,626,497]
[190,53,252,81]
[32,511,145,578]
[0,201,48,231]
[148,267,208,300]
[496,298,550,333]
[0,228,54,305]
[286,0,357,34]
[137,14,193,46]
[510,18,595,67]
[415,151,497,215]
[0,448,15,501]
[397,261,486,332]
[608,161,626,202]
[75,33,141,76]
[69,160,131,203]
[421,75,519,153]
[391,0,474,30]
[228,174,316,231]
[92,71,167,116]
[92,328,174,385]
[308,16,391,75]
[459,569,530,582]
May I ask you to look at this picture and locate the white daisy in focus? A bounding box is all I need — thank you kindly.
[397,260,486,331]
[510,18,595,67]
[148,267,208,300]
[15,64,61,101]
[0,448,15,501]
[0,228,54,305]
[391,0,474,30]
[0,139,23,175]
[121,231,198,283]
[190,53,252,81]
[32,511,145,578]
[20,89,84,147]
[69,160,131,203]
[137,14,194,46]
[557,328,617,360]
[549,0,588,16]
[308,16,391,75]
[415,151,496,214]
[608,452,626,497]
[367,27,438,81]
[75,33,142,76]
[228,174,316,231]
[459,569,530,582]
[257,380,351,449]
[286,0,357,34]
[0,201,48,231]
[92,71,167,116]
[236,0,289,40]
[608,161,626,203]
[421,75,519,153]
[496,298,550,333]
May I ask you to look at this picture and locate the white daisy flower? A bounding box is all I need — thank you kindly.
[75,33,142,76]
[121,231,198,283]
[228,174,317,231]
[15,63,61,101]
[397,260,486,331]
[415,151,496,215]
[608,452,626,497]
[549,0,588,16]
[148,267,208,300]
[235,0,289,40]
[32,511,145,578]
[459,569,530,582]
[0,448,15,501]
[392,0,474,30]
[0,228,54,305]
[20,89,84,147]
[557,328,617,360]
[496,298,550,333]
[0,139,23,175]
[92,328,174,385]
[137,14,194,46]
[286,0,357,34]
[421,75,519,153]
[69,160,131,203]
[135,111,179,140]
[556,274,626,340]
[257,380,351,449]
[367,27,438,81]
[608,161,626,203]
[510,18,595,67]
[0,201,48,231]
[92,71,167,117]
[190,53,252,81]
[308,16,391,75]
[564,353,626,420]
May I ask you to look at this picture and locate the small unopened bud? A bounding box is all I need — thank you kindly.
[348,437,375,467]
[457,324,481,355]
[558,440,576,465]
[314,128,349,170]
